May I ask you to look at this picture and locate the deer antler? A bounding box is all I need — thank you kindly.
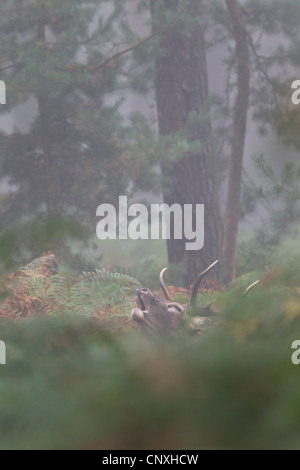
[190,260,219,311]
[244,280,260,296]
[159,267,171,300]
[160,261,219,309]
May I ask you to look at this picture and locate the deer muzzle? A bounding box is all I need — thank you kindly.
[132,287,185,335]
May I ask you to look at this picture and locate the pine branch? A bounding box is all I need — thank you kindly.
[246,30,278,88]
[59,2,192,73]
[242,6,287,16]
[0,62,24,74]
[44,30,102,47]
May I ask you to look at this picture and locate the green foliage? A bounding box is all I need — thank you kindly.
[237,233,275,276]
[0,0,132,225]
[255,156,300,236]
[118,255,186,292]
[0,214,90,269]
[1,253,140,318]
[203,0,300,177]
[0,259,300,449]
[0,1,300,449]
[79,269,140,316]
[242,0,300,146]
[118,255,167,292]
[236,154,300,276]
[125,112,204,194]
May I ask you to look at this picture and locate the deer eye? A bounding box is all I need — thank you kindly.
[167,303,183,313]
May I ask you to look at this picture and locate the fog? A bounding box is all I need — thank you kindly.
[0,0,299,233]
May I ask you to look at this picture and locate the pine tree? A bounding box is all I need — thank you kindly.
[0,0,131,228]
[222,0,250,284]
[206,0,300,281]
[137,0,222,284]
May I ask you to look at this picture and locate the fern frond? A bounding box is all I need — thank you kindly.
[1,254,140,319]
[81,269,140,290]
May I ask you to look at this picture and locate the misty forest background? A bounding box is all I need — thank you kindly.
[0,0,300,450]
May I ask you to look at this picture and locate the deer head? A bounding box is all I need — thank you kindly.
[131,260,219,336]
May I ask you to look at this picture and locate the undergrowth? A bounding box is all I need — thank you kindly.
[0,254,299,449]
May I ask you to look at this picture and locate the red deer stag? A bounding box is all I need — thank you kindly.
[131,260,219,336]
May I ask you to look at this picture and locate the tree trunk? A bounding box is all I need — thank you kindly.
[223,0,250,284]
[151,0,221,285]
[37,22,56,213]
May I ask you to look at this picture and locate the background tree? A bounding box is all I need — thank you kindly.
[149,0,221,284]
[205,0,300,282]
[0,0,131,228]
[222,0,250,283]
[127,0,300,284]
[0,0,300,282]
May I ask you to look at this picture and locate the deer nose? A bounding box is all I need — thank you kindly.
[137,288,148,295]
